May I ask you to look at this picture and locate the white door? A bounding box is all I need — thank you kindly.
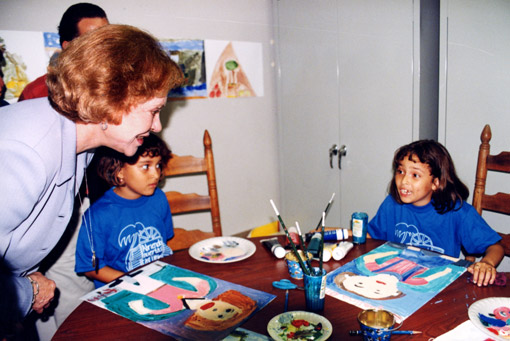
[438,0,510,270]
[276,0,420,231]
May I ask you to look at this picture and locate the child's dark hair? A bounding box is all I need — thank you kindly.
[389,140,469,214]
[97,133,171,187]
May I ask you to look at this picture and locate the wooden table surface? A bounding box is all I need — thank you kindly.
[54,236,510,340]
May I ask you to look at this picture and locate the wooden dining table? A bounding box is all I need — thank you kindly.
[54,236,510,340]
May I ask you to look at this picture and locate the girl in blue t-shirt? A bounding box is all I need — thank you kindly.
[75,133,174,288]
[367,140,503,287]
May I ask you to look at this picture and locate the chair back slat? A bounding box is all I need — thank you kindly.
[487,152,510,173]
[481,193,510,215]
[165,192,211,214]
[165,155,206,176]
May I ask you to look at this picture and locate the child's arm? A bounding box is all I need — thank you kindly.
[85,266,125,285]
[467,242,504,287]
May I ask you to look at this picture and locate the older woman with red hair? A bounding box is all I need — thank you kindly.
[0,24,183,328]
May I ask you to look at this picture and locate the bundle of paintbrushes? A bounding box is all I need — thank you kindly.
[270,193,335,277]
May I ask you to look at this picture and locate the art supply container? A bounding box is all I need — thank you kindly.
[351,212,368,244]
[332,241,353,261]
[306,232,322,257]
[303,267,327,312]
[286,226,301,246]
[260,237,286,259]
[305,228,349,242]
[358,309,400,341]
[321,243,336,262]
[285,250,311,279]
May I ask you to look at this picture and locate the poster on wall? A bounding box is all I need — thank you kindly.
[205,40,263,99]
[81,261,275,340]
[0,31,265,103]
[325,242,467,322]
[160,39,207,99]
[0,30,56,103]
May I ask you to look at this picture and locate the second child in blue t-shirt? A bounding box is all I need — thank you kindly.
[76,134,174,288]
[367,140,503,287]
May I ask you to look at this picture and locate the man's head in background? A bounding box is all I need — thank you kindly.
[58,2,109,49]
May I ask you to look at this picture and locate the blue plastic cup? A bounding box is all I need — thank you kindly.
[303,267,327,312]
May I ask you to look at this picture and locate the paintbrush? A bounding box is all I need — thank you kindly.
[313,193,335,232]
[296,221,313,274]
[318,212,325,275]
[284,289,289,312]
[270,200,310,276]
[392,331,422,335]
[349,330,422,336]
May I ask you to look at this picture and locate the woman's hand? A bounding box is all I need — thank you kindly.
[28,272,56,314]
[467,261,496,287]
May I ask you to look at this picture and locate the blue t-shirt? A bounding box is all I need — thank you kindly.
[75,188,174,288]
[367,195,501,258]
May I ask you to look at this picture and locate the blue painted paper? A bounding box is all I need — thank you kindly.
[325,242,466,322]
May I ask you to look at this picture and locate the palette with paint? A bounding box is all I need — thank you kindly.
[267,311,332,341]
[468,297,510,341]
[189,236,256,263]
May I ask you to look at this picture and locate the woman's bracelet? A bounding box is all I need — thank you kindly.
[27,275,39,305]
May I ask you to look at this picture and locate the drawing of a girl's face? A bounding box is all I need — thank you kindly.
[195,301,241,321]
[341,273,401,300]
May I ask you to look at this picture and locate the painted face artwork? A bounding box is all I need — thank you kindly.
[195,300,241,321]
[104,97,166,157]
[394,154,438,207]
[115,155,163,200]
[342,273,401,299]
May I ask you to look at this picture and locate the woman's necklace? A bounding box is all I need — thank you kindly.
[78,169,96,268]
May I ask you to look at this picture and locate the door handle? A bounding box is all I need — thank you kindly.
[329,144,347,169]
[329,144,338,168]
[338,145,347,169]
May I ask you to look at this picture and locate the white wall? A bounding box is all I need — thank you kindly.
[0,0,280,236]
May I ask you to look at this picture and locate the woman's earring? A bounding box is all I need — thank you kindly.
[101,122,108,131]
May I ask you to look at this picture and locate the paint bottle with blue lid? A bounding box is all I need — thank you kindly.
[351,212,368,244]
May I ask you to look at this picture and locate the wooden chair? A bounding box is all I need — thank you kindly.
[471,124,510,257]
[472,124,510,215]
[164,130,222,251]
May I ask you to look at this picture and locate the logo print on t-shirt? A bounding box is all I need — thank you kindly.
[395,222,445,254]
[118,222,171,270]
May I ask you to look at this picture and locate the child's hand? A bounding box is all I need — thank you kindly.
[467,261,497,286]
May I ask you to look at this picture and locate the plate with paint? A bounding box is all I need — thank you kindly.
[267,310,332,341]
[468,297,510,340]
[189,237,256,263]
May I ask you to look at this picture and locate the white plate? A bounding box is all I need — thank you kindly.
[188,237,256,263]
[267,311,332,341]
[468,297,510,341]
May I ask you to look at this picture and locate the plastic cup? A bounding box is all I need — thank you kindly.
[303,267,327,311]
[285,250,311,280]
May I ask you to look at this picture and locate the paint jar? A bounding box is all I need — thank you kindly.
[321,243,337,262]
[260,237,286,259]
[351,212,368,244]
[303,267,327,312]
[357,309,401,341]
[285,226,301,246]
[332,241,353,261]
[305,228,349,242]
[285,250,312,280]
[306,233,322,257]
